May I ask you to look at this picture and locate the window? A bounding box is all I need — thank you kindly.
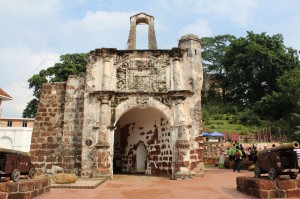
[22,121,27,127]
[7,121,12,127]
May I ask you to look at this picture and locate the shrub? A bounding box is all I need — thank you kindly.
[239,108,261,126]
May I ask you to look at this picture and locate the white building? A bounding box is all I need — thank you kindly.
[0,88,33,152]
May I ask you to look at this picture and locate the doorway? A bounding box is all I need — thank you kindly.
[113,107,172,175]
[136,142,147,172]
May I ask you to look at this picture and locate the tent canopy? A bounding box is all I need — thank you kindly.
[202,132,211,136]
[210,131,224,137]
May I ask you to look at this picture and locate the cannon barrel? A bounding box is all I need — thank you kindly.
[258,141,299,154]
[0,147,30,157]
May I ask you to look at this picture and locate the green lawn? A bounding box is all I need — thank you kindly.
[202,114,269,135]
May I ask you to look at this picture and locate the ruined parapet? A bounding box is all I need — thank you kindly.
[127,12,157,50]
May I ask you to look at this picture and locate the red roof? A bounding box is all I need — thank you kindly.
[0,88,12,101]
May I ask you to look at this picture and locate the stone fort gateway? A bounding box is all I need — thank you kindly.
[30,13,204,179]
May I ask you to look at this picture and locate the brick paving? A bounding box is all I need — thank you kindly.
[38,168,256,199]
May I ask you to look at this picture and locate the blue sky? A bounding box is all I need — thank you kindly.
[1,0,300,118]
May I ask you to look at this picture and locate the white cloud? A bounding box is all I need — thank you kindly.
[0,44,60,118]
[59,11,134,51]
[1,83,33,118]
[179,19,212,38]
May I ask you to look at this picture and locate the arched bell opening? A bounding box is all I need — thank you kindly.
[113,107,173,176]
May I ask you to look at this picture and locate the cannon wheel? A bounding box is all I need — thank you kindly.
[29,168,36,179]
[268,168,277,180]
[289,172,297,179]
[254,167,261,178]
[11,169,20,182]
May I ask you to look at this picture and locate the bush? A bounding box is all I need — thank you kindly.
[239,108,261,126]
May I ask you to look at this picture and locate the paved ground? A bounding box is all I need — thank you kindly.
[38,168,256,199]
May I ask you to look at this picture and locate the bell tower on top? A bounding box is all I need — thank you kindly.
[126,12,157,50]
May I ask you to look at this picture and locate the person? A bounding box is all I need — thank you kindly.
[252,151,258,164]
[219,149,225,168]
[233,146,242,172]
[227,147,233,161]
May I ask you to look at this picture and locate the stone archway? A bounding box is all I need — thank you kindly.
[113,106,174,175]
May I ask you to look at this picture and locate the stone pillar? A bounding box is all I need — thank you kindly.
[126,18,136,50]
[148,17,157,49]
[94,96,111,176]
[175,99,184,126]
[174,126,191,179]
[102,58,111,90]
[173,98,191,179]
[173,58,183,90]
[95,97,111,148]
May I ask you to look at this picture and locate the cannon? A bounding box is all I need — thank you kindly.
[0,147,35,182]
[254,141,300,180]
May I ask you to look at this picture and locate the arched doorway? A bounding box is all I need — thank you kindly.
[136,142,147,172]
[113,107,173,175]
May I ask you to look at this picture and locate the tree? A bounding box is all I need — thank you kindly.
[223,32,300,105]
[23,53,87,118]
[255,69,300,120]
[201,34,236,102]
[23,98,39,118]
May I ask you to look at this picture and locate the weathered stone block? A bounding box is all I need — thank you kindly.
[30,189,39,198]
[253,189,269,199]
[236,177,246,188]
[276,179,296,190]
[7,192,31,199]
[296,179,300,188]
[254,179,276,190]
[286,190,300,198]
[0,192,8,199]
[276,190,287,198]
[0,183,18,193]
[18,181,34,192]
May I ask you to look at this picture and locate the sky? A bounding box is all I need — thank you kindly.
[1,0,300,118]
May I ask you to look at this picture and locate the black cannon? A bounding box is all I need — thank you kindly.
[254,141,300,180]
[0,147,35,182]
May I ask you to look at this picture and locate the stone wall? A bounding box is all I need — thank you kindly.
[30,83,67,174]
[237,177,300,198]
[30,77,85,175]
[61,76,85,175]
[202,142,224,165]
[0,179,50,199]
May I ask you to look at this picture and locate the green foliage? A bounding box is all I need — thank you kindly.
[238,108,261,126]
[202,32,300,139]
[22,98,39,118]
[23,53,87,118]
[255,69,300,119]
[46,54,87,82]
[223,32,300,105]
[201,34,236,103]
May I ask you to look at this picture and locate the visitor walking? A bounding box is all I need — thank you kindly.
[227,147,233,161]
[233,146,242,172]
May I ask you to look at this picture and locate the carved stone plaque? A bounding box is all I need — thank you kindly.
[116,59,167,92]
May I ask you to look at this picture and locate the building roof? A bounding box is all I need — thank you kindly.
[0,88,12,101]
